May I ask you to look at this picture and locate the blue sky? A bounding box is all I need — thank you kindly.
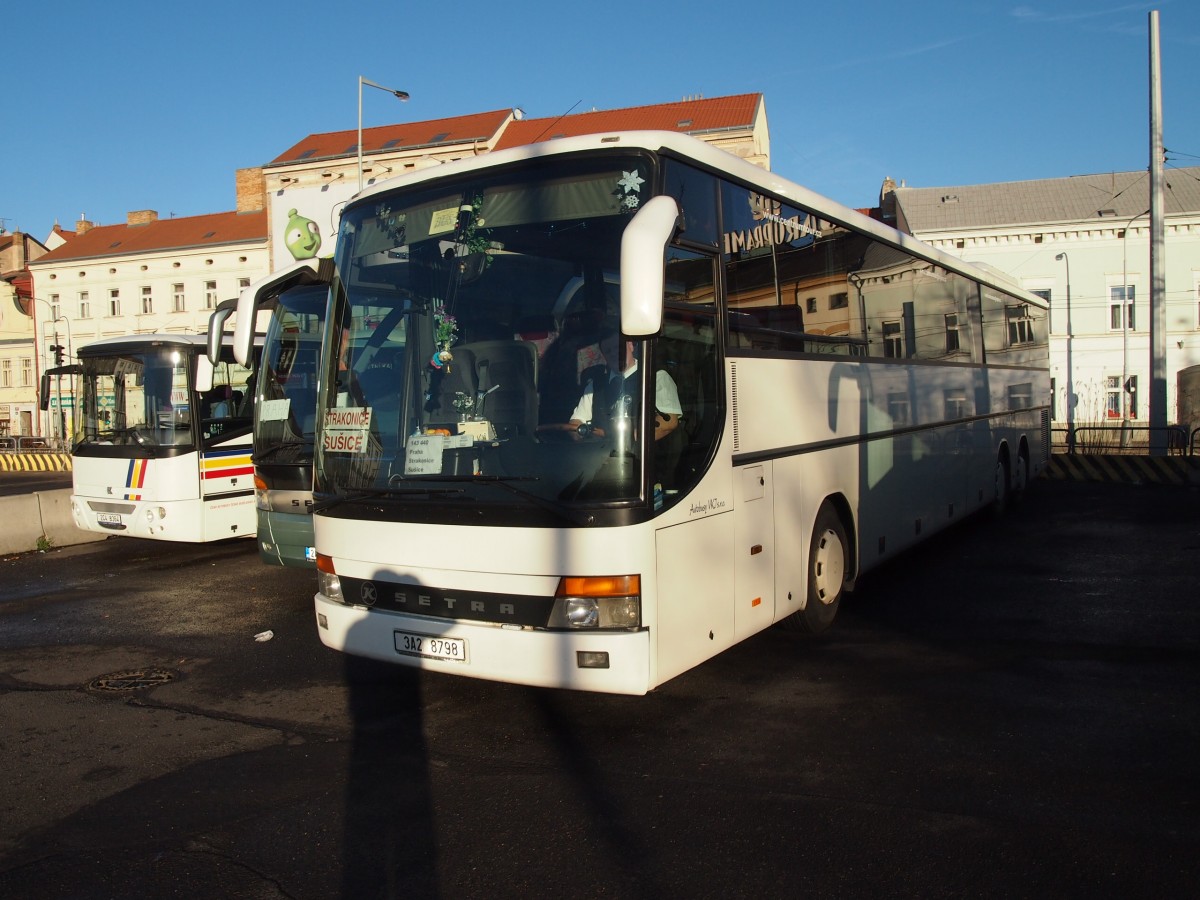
[3,1,1198,242]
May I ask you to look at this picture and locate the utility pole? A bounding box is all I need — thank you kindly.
[1148,10,1167,454]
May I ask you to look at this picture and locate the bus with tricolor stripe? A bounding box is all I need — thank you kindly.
[62,333,260,542]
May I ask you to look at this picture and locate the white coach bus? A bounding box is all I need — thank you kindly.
[310,130,1050,694]
[63,333,258,542]
[208,259,332,567]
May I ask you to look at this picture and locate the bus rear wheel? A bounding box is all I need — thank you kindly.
[784,503,848,635]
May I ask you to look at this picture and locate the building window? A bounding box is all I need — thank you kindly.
[49,294,61,320]
[943,388,968,419]
[1109,285,1135,331]
[78,291,91,319]
[1106,376,1121,419]
[173,283,186,312]
[882,320,902,358]
[205,281,217,310]
[806,297,817,314]
[1028,289,1052,334]
[108,290,121,317]
[829,292,849,310]
[1006,304,1034,345]
[141,286,153,315]
[20,357,33,388]
[0,359,11,389]
[1106,375,1138,419]
[945,313,961,353]
[239,277,250,291]
[887,391,910,426]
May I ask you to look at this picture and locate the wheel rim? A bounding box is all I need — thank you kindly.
[813,527,845,606]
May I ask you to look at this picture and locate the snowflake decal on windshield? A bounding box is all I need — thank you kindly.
[617,170,645,210]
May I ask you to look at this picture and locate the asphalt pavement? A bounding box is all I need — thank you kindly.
[0,477,1197,898]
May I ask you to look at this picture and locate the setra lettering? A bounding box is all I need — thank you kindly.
[386,585,518,619]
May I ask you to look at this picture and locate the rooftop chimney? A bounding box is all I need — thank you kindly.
[127,210,159,226]
[235,167,267,213]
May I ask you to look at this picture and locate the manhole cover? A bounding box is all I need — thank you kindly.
[87,669,176,692]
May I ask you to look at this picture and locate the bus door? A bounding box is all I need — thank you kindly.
[199,352,255,530]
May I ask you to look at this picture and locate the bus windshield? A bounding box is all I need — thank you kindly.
[315,154,681,519]
[75,347,193,449]
[255,284,327,465]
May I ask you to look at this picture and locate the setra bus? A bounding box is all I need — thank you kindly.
[310,130,1050,694]
[208,260,332,567]
[62,332,258,542]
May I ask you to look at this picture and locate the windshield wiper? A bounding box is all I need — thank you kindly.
[313,484,467,513]
[388,474,590,525]
[252,440,314,464]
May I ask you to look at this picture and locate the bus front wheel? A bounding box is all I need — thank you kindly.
[785,503,848,635]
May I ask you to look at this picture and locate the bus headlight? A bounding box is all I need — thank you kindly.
[548,575,641,629]
[254,473,269,511]
[316,553,344,603]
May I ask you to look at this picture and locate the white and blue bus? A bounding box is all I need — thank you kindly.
[64,333,258,542]
[310,131,1050,694]
[209,260,332,567]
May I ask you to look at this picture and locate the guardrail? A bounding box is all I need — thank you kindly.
[1050,425,1193,456]
[0,436,68,452]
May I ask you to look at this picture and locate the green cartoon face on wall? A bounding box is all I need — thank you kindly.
[284,208,322,260]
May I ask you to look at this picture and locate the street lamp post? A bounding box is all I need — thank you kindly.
[1121,209,1150,446]
[357,76,409,193]
[1055,252,1074,453]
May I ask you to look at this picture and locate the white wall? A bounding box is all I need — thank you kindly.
[919,217,1200,432]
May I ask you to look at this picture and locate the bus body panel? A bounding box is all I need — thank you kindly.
[315,509,694,693]
[69,451,255,542]
[729,354,1047,576]
[653,511,737,686]
[257,507,317,567]
[315,595,652,695]
[71,454,205,541]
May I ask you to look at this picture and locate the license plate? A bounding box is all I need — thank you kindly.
[394,630,467,662]
[96,513,122,525]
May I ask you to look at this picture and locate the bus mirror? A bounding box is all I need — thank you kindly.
[195,353,214,393]
[620,195,679,336]
[39,373,51,411]
[207,298,237,365]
